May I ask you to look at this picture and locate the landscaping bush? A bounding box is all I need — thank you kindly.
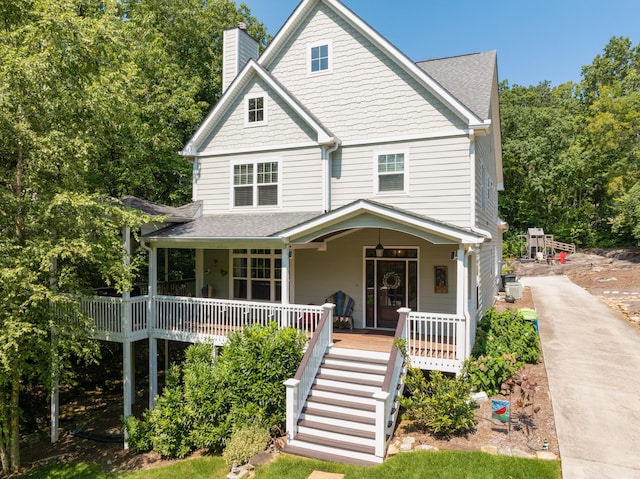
[400,369,476,437]
[464,307,541,395]
[124,323,306,458]
[222,423,271,466]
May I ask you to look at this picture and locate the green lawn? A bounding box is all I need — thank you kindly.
[22,451,561,479]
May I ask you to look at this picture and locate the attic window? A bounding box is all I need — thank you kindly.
[309,41,332,74]
[245,93,267,126]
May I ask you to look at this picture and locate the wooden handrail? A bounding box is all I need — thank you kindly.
[293,305,331,381]
[381,308,408,393]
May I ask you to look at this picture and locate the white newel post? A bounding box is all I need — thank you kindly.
[148,245,158,408]
[284,378,299,440]
[372,390,389,458]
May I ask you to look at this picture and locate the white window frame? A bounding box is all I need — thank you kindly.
[308,40,332,76]
[244,92,268,127]
[231,159,281,209]
[373,150,408,195]
[230,249,282,302]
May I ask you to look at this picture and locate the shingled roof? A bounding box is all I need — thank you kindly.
[120,196,202,222]
[417,51,496,121]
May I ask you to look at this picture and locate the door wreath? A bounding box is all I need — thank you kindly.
[382,271,401,289]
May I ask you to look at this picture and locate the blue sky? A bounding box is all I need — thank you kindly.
[243,0,640,87]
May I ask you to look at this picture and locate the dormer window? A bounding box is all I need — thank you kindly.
[308,41,332,75]
[245,93,267,126]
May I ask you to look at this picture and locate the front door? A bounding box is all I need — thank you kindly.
[365,249,418,329]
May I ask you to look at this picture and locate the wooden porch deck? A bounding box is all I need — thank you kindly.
[331,329,395,352]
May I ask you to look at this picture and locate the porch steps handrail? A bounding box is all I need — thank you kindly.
[406,311,466,373]
[285,303,334,441]
[373,307,408,458]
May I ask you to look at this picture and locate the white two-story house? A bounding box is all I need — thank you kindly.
[54,0,504,465]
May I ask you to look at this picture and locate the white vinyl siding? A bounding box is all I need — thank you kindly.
[197,148,323,214]
[331,137,472,227]
[200,79,319,154]
[266,3,466,141]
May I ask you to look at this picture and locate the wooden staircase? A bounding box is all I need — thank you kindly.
[283,347,395,466]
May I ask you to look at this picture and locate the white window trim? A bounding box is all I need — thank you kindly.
[230,158,282,210]
[230,249,282,302]
[373,149,409,195]
[307,40,333,76]
[244,92,268,127]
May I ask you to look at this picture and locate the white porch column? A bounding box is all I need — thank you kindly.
[455,245,465,317]
[148,245,158,409]
[281,247,290,304]
[123,340,132,448]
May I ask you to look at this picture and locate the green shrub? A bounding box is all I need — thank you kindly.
[222,423,271,466]
[400,369,476,437]
[462,354,519,396]
[465,307,541,395]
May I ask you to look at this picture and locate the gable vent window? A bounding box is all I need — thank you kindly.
[233,161,279,208]
[309,41,332,75]
[377,153,405,193]
[245,93,267,126]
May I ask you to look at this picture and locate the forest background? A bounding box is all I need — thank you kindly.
[0,0,638,474]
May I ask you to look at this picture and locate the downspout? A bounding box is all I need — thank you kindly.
[321,139,340,213]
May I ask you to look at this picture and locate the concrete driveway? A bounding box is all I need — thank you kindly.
[521,276,640,479]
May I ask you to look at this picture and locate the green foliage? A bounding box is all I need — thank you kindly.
[222,423,271,467]
[125,324,306,458]
[401,369,476,437]
[463,308,540,395]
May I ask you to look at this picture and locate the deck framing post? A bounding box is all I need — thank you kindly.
[149,337,158,408]
[50,330,59,443]
[123,340,132,448]
[148,245,158,409]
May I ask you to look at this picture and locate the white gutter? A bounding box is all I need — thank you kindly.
[321,138,341,213]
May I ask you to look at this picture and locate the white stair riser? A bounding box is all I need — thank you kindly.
[309,389,377,405]
[323,358,388,373]
[300,413,375,432]
[297,426,376,447]
[318,367,385,383]
[305,401,376,418]
[315,377,381,393]
[329,348,389,361]
[287,439,383,464]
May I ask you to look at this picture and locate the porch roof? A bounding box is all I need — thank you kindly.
[143,200,490,248]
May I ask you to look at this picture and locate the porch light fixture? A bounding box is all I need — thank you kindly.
[375,229,384,257]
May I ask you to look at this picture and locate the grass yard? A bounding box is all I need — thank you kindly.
[21,450,561,479]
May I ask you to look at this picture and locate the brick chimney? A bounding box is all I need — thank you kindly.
[222,22,259,93]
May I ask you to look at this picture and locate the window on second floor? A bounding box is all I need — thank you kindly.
[309,41,332,74]
[233,160,279,208]
[245,93,267,126]
[376,152,406,193]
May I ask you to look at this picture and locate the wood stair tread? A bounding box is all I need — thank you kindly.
[298,419,375,439]
[311,383,375,398]
[292,433,376,455]
[321,362,385,376]
[281,445,378,467]
[316,373,383,387]
[307,395,375,412]
[302,406,375,425]
[326,353,389,365]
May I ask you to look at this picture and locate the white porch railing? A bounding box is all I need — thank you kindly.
[405,311,466,373]
[284,303,334,441]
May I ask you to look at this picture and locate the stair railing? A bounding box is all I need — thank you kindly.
[373,307,409,458]
[284,303,334,441]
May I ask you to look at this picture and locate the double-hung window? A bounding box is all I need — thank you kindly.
[232,249,282,302]
[233,160,279,208]
[245,93,267,126]
[309,41,332,75]
[376,152,406,193]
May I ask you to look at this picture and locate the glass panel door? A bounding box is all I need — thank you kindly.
[377,260,406,329]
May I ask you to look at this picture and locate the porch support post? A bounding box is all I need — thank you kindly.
[148,245,158,408]
[455,245,465,317]
[123,340,132,448]
[281,247,290,305]
[50,331,59,443]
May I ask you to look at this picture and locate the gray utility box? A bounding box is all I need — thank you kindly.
[505,282,523,300]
